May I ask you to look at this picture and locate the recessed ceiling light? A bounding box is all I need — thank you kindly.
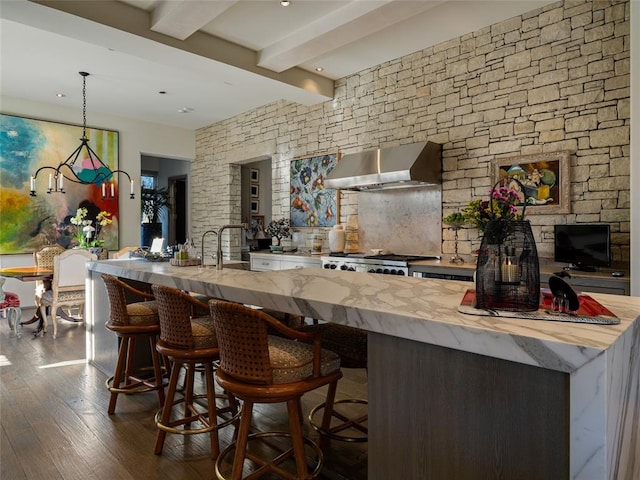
[280,0,290,6]
[178,107,194,114]
[56,93,66,98]
[158,91,167,95]
[315,67,324,72]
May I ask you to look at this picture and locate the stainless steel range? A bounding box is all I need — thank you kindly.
[321,253,440,276]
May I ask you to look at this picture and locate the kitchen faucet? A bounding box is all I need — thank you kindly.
[216,224,249,270]
[200,229,218,266]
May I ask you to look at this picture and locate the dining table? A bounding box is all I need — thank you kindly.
[0,266,81,337]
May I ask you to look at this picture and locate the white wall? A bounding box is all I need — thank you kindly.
[0,95,195,305]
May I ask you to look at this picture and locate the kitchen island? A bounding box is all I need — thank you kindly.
[86,259,639,480]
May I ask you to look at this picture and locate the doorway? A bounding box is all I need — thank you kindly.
[169,176,187,246]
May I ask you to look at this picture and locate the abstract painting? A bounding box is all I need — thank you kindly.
[290,152,339,228]
[0,113,120,254]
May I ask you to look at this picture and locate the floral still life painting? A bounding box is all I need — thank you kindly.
[0,113,119,254]
[290,152,339,228]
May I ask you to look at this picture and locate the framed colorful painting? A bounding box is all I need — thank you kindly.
[0,113,120,254]
[491,151,571,214]
[290,152,340,228]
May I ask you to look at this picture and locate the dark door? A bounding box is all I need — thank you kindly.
[169,176,187,245]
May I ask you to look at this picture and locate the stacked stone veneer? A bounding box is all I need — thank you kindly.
[193,0,630,262]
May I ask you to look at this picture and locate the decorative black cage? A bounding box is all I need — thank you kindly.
[475,181,540,312]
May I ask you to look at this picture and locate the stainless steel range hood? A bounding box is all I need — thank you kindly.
[324,141,442,191]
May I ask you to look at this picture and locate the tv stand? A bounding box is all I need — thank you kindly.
[567,263,597,272]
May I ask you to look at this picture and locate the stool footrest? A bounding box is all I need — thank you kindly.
[309,398,368,443]
[215,432,323,480]
[155,393,239,436]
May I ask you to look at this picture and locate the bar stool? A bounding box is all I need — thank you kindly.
[151,284,239,459]
[101,274,167,414]
[0,278,21,337]
[302,322,368,445]
[209,299,343,480]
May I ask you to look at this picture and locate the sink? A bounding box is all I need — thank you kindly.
[204,261,250,271]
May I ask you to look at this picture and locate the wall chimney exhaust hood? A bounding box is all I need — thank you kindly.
[324,141,442,191]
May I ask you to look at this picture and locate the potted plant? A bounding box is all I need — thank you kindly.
[141,186,170,247]
[264,218,291,251]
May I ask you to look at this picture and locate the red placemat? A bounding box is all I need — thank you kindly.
[458,289,620,325]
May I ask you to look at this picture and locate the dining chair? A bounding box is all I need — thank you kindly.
[33,244,65,311]
[39,249,97,338]
[0,277,21,336]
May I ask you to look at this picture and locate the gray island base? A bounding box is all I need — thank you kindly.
[86,259,640,480]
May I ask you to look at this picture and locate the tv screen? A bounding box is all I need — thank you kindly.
[554,224,611,269]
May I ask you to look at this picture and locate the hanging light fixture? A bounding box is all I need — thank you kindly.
[29,71,135,200]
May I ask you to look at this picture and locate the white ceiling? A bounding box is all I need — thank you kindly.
[0,0,552,130]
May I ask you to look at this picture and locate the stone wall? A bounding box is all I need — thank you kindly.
[193,0,630,262]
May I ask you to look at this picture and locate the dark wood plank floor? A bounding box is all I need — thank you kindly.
[1,311,368,480]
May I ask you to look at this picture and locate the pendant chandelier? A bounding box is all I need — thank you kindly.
[29,71,134,200]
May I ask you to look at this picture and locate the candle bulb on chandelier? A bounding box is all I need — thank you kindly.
[48,174,53,190]
[30,176,35,192]
[101,183,106,198]
[130,179,134,195]
[59,175,64,190]
[110,182,115,198]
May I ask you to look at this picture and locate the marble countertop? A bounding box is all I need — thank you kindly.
[89,259,640,374]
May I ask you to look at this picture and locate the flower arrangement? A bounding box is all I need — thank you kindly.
[460,185,523,233]
[69,207,113,248]
[264,218,291,246]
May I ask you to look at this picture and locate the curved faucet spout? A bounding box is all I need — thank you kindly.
[216,223,249,270]
[201,229,217,266]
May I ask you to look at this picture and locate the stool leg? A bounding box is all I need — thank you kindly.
[204,361,220,459]
[232,400,254,480]
[124,337,136,387]
[287,398,308,478]
[155,358,181,455]
[319,380,339,450]
[184,363,196,425]
[148,336,165,408]
[108,336,130,415]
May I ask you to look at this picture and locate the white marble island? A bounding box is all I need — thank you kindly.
[86,259,639,480]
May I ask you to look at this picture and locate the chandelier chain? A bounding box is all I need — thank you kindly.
[82,74,87,138]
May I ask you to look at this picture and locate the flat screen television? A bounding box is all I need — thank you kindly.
[554,224,611,271]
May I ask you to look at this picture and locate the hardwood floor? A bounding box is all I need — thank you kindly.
[0,311,368,480]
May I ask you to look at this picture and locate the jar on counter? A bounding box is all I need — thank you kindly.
[328,224,345,253]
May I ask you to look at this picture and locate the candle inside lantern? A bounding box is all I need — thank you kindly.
[501,248,519,284]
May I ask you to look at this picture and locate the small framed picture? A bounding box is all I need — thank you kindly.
[250,200,259,213]
[250,184,259,198]
[250,169,259,182]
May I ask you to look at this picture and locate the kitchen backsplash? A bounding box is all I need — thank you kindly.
[357,187,442,255]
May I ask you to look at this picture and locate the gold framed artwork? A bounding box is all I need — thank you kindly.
[491,151,571,214]
[290,151,340,227]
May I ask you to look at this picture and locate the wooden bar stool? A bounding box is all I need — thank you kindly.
[151,284,239,459]
[209,299,343,480]
[102,274,167,414]
[302,322,368,445]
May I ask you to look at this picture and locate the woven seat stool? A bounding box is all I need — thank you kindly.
[301,322,368,445]
[102,274,167,414]
[209,299,343,480]
[151,285,239,459]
